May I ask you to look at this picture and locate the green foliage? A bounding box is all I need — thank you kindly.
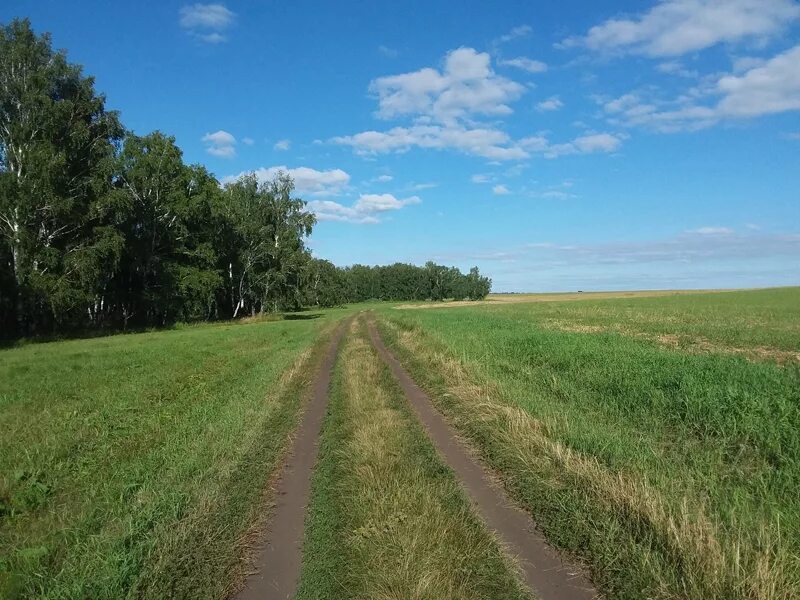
[0,19,493,339]
[338,262,491,304]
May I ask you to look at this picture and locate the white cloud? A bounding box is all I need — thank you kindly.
[331,124,529,160]
[202,130,236,158]
[562,0,799,57]
[716,46,800,117]
[273,139,291,151]
[495,25,533,45]
[333,46,625,160]
[732,56,766,73]
[222,166,350,195]
[536,96,563,111]
[378,45,398,58]
[369,47,525,123]
[375,174,393,182]
[198,32,226,44]
[499,57,548,73]
[471,174,490,184]
[688,226,734,235]
[603,45,800,131]
[409,182,438,191]
[355,193,421,212]
[308,193,420,224]
[544,133,625,158]
[242,137,255,146]
[333,125,624,161]
[656,61,697,77]
[493,184,511,195]
[179,4,235,43]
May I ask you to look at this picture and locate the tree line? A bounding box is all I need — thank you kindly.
[0,19,490,339]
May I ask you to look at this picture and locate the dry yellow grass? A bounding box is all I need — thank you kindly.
[395,289,730,310]
[296,318,529,600]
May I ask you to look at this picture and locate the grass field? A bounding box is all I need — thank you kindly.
[2,288,798,599]
[379,287,800,598]
[0,313,340,599]
[296,318,528,600]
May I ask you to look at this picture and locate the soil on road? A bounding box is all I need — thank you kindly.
[367,319,598,600]
[234,320,348,600]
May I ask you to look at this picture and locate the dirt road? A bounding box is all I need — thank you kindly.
[367,319,598,600]
[234,321,347,600]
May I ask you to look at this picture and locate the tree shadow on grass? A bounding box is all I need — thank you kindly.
[283,313,323,321]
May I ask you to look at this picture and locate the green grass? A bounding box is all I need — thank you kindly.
[0,313,340,599]
[296,318,529,600]
[482,287,800,353]
[378,287,800,599]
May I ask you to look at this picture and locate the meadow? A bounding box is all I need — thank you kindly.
[0,313,340,599]
[379,287,800,598]
[2,287,798,599]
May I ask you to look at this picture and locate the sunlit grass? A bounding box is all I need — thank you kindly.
[378,287,800,599]
[0,315,336,599]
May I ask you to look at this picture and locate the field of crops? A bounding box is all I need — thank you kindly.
[381,287,800,598]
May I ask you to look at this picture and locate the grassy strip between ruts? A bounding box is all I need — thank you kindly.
[376,311,800,600]
[0,315,339,599]
[296,317,530,600]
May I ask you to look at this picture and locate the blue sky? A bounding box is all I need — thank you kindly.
[3,0,799,291]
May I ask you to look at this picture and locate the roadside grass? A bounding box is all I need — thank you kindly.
[377,291,800,599]
[0,313,339,599]
[296,318,530,600]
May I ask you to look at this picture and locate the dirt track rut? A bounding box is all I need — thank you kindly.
[367,319,598,600]
[234,321,347,600]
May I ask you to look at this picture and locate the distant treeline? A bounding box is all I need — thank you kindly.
[304,261,491,308]
[0,19,490,338]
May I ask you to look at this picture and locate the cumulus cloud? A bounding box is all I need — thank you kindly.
[333,46,624,160]
[179,4,235,43]
[492,184,511,195]
[222,166,350,195]
[561,0,799,57]
[716,46,800,117]
[499,57,548,73]
[202,130,236,158]
[536,96,563,111]
[331,124,529,160]
[307,194,421,224]
[370,47,525,124]
[273,139,291,151]
[602,45,800,131]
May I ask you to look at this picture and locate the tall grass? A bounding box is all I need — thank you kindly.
[0,316,336,599]
[379,289,800,599]
[296,319,529,600]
